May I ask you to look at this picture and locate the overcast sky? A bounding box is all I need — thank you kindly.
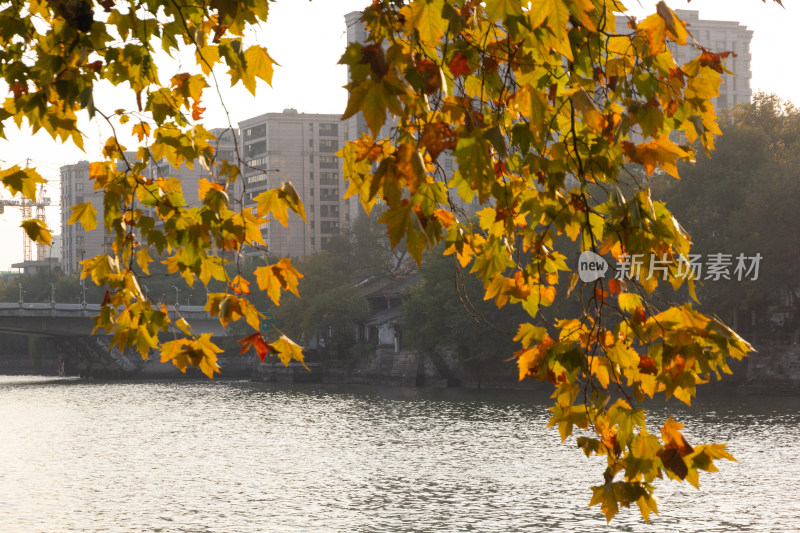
[0,0,797,273]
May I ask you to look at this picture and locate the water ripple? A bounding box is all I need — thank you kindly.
[1,376,799,532]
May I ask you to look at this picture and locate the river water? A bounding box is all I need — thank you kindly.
[1,375,799,532]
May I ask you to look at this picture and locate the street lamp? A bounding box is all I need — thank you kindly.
[172,285,181,309]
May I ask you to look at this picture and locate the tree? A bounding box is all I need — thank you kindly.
[271,248,368,358]
[655,93,800,338]
[271,210,399,356]
[402,247,526,385]
[338,0,783,521]
[0,0,783,522]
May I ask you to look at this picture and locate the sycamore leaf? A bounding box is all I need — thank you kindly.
[254,258,303,305]
[268,335,307,368]
[136,248,152,276]
[160,339,191,373]
[1,166,46,201]
[20,219,52,246]
[400,0,447,45]
[175,318,193,336]
[239,332,270,361]
[243,45,276,93]
[485,0,523,22]
[67,202,98,231]
[254,182,307,227]
[131,122,151,142]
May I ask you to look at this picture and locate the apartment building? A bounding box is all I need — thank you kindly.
[60,160,103,275]
[238,109,354,258]
[140,127,240,208]
[616,10,753,110]
[61,128,240,274]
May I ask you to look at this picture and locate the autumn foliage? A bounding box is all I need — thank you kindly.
[0,0,784,523]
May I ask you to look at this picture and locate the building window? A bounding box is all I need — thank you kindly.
[320,205,339,218]
[319,155,338,169]
[217,149,234,162]
[320,172,338,185]
[319,123,338,136]
[245,156,268,174]
[75,183,83,191]
[320,188,339,201]
[245,124,266,139]
[319,139,338,153]
[245,141,266,158]
[321,221,339,234]
[247,173,268,185]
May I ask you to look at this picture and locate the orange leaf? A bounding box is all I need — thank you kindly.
[239,332,270,362]
[608,278,620,294]
[192,101,205,121]
[448,51,471,77]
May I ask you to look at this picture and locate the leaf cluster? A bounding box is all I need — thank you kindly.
[338,0,767,520]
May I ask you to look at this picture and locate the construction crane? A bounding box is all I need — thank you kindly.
[0,183,55,262]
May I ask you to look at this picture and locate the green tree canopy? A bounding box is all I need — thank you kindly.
[655,93,800,335]
[402,247,526,384]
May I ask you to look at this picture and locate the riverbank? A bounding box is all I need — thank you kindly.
[3,334,799,394]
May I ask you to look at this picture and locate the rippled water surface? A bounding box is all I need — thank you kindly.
[1,375,799,532]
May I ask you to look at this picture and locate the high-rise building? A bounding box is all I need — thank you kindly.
[238,109,355,258]
[344,11,476,216]
[60,160,103,275]
[61,128,240,274]
[616,10,753,110]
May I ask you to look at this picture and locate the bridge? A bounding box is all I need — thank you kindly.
[0,302,227,336]
[0,302,235,378]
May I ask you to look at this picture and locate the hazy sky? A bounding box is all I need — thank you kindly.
[0,0,797,272]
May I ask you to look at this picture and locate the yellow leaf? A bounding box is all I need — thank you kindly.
[20,219,52,246]
[638,13,667,54]
[268,335,307,368]
[67,202,98,231]
[255,258,303,305]
[590,355,612,388]
[190,333,223,378]
[243,46,276,94]
[1,165,46,201]
[160,339,190,373]
[131,122,151,142]
[656,1,690,45]
[400,0,447,45]
[175,318,193,336]
[484,0,523,22]
[136,248,152,276]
